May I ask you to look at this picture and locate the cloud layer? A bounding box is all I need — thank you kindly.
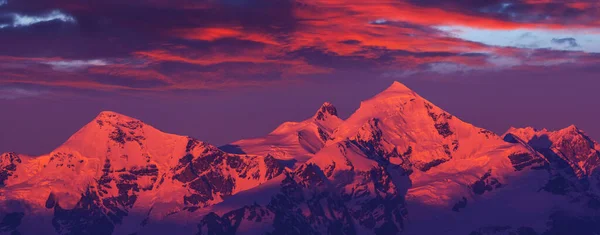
[0,0,599,92]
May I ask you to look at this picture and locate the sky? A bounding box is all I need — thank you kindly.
[1,0,599,155]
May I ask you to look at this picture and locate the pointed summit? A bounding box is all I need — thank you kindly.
[90,111,151,135]
[363,81,419,105]
[228,102,343,162]
[559,124,581,134]
[94,110,141,124]
[97,110,122,117]
[376,81,417,96]
[314,102,338,121]
[55,109,185,161]
[386,81,414,92]
[503,126,539,143]
[553,124,594,147]
[504,124,600,177]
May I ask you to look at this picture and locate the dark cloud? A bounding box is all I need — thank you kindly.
[0,0,297,58]
[406,0,599,26]
[0,0,599,92]
[551,37,580,47]
[338,40,361,45]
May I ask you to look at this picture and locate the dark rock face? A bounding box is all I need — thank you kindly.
[350,117,451,173]
[0,153,21,188]
[508,128,600,196]
[95,158,159,224]
[478,129,495,139]
[0,212,24,234]
[552,130,597,172]
[109,128,128,145]
[351,119,410,171]
[349,105,458,173]
[46,192,57,209]
[173,139,285,209]
[199,141,407,235]
[507,133,589,195]
[417,158,449,172]
[49,158,161,234]
[533,131,600,179]
[425,102,454,138]
[199,167,406,235]
[413,144,453,172]
[100,118,146,148]
[196,140,409,235]
[186,138,201,153]
[174,148,237,207]
[452,197,468,212]
[503,133,521,144]
[317,127,331,142]
[315,102,338,121]
[354,168,406,235]
[47,151,88,170]
[198,205,272,235]
[508,153,545,171]
[52,189,114,235]
[218,144,246,154]
[434,123,453,138]
[352,119,386,160]
[264,156,285,180]
[471,170,502,195]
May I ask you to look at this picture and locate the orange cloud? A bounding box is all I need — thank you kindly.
[3,0,600,92]
[173,27,281,45]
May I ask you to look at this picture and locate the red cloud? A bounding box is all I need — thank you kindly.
[2,0,599,91]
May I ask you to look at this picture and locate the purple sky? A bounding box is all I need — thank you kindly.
[2,67,599,155]
[1,0,599,155]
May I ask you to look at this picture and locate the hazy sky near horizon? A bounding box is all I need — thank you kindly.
[1,0,599,155]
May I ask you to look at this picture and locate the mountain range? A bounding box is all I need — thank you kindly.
[2,82,600,235]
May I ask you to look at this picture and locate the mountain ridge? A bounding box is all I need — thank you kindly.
[1,81,600,235]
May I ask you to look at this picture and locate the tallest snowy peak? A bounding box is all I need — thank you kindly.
[95,111,140,123]
[380,81,416,95]
[358,81,420,107]
[387,81,413,92]
[367,81,418,102]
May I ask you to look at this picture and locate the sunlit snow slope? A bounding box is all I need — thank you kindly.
[2,82,600,235]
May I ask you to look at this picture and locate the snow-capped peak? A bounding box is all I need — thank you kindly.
[224,103,343,162]
[61,111,148,149]
[313,102,338,121]
[556,124,582,136]
[504,125,590,147]
[94,110,141,124]
[504,125,600,179]
[51,110,190,170]
[385,80,415,93]
[364,81,418,103]
[4,80,600,235]
[504,126,540,143]
[334,81,464,141]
